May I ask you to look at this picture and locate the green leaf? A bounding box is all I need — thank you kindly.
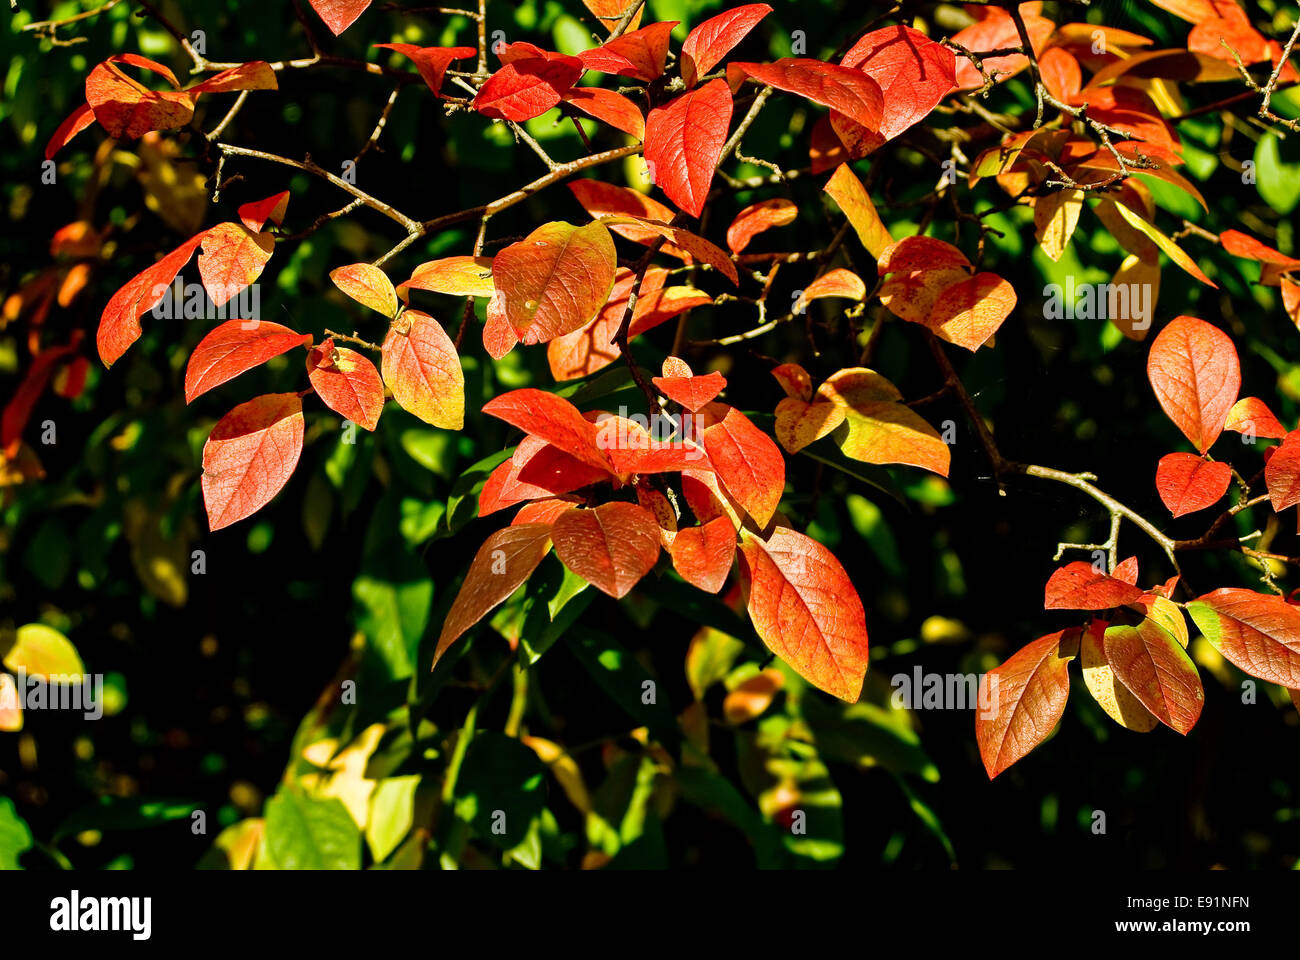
[1256,130,1300,215]
[264,786,361,870]
[455,732,546,849]
[0,797,33,870]
[366,776,420,863]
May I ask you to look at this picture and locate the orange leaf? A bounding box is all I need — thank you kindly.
[551,503,662,598]
[200,393,304,531]
[98,233,204,367]
[1225,396,1287,440]
[1044,561,1146,610]
[577,21,676,82]
[1103,621,1204,735]
[737,525,869,702]
[308,0,372,36]
[794,268,866,313]
[726,199,796,254]
[975,630,1075,778]
[700,402,785,527]
[729,59,882,133]
[652,357,727,412]
[817,368,950,475]
[482,388,612,473]
[197,222,275,308]
[670,515,737,593]
[237,191,290,232]
[1265,431,1300,511]
[473,52,584,122]
[307,341,385,431]
[434,523,554,662]
[1155,452,1231,517]
[1146,316,1240,454]
[85,61,194,139]
[491,220,618,344]
[185,319,312,403]
[927,272,1016,351]
[1187,587,1300,686]
[600,216,738,284]
[330,262,399,318]
[380,310,463,430]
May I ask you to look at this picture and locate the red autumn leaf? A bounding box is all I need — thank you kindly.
[975,630,1076,778]
[1044,561,1146,610]
[513,497,580,527]
[479,438,610,517]
[308,0,372,36]
[45,103,95,160]
[306,341,385,432]
[196,222,275,308]
[670,515,737,594]
[85,60,194,139]
[200,393,304,531]
[729,59,883,134]
[434,523,555,662]
[679,3,773,88]
[737,524,870,702]
[473,53,585,122]
[836,25,957,154]
[372,44,476,97]
[643,79,734,218]
[1,339,80,451]
[184,319,313,403]
[1224,396,1287,440]
[330,262,399,318]
[592,414,711,476]
[491,220,617,345]
[577,21,677,82]
[653,357,727,412]
[601,216,739,285]
[551,502,662,598]
[546,269,710,381]
[1155,452,1232,517]
[1266,430,1300,511]
[1038,47,1083,103]
[482,299,519,360]
[951,5,1056,90]
[98,233,204,367]
[568,180,687,256]
[1146,316,1241,454]
[700,402,785,527]
[582,0,643,33]
[726,198,797,254]
[562,87,645,140]
[927,273,1017,352]
[482,388,612,473]
[1113,556,1141,585]
[1187,588,1300,687]
[1103,621,1204,735]
[237,191,290,233]
[1218,228,1300,268]
[380,310,464,430]
[185,61,277,96]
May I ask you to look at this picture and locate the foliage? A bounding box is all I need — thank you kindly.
[4,0,1300,870]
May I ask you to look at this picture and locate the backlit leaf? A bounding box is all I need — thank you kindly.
[1155,452,1231,517]
[551,503,661,598]
[700,402,785,527]
[380,310,464,430]
[185,320,312,403]
[643,79,733,218]
[1187,588,1300,687]
[307,341,385,432]
[976,630,1076,778]
[726,198,797,254]
[737,525,869,702]
[330,263,399,318]
[1146,316,1240,453]
[680,3,773,88]
[1044,561,1145,610]
[201,393,304,531]
[1104,621,1204,734]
